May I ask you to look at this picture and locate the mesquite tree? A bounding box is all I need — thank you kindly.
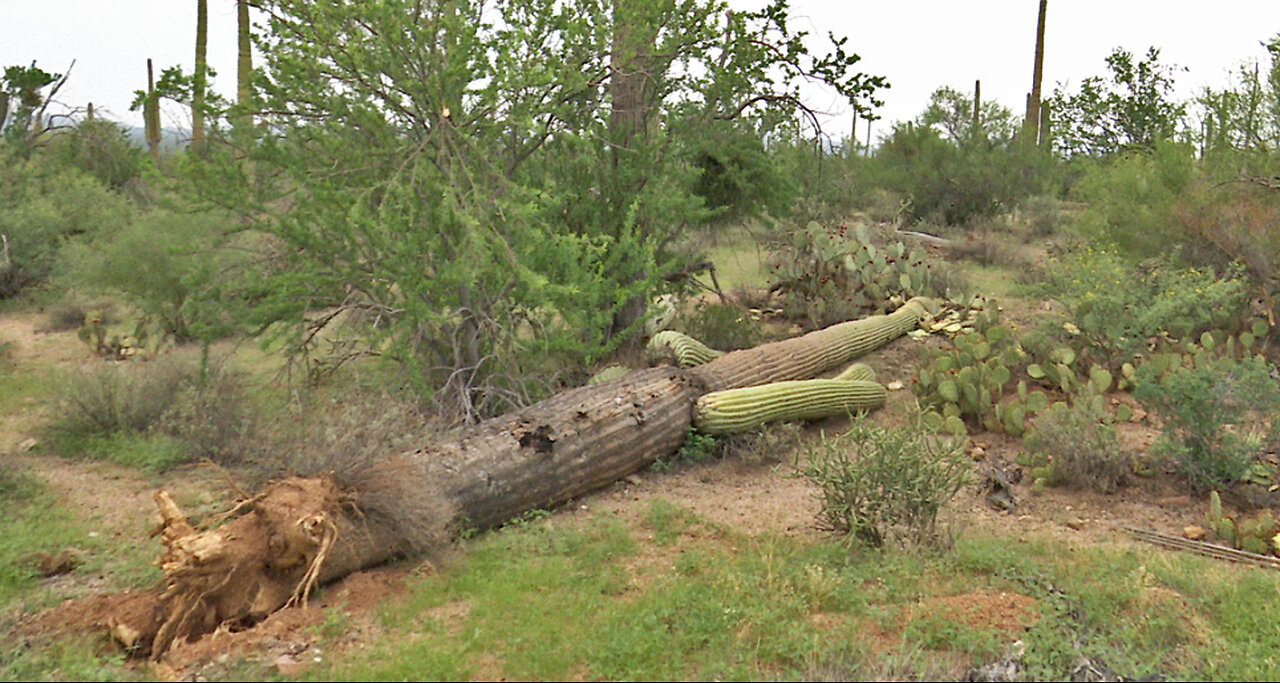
[234,0,885,418]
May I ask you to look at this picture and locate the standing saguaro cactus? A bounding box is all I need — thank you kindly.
[1024,0,1048,144]
[192,0,208,152]
[144,59,161,162]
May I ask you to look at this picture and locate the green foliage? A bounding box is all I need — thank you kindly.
[1192,33,1280,169]
[1023,400,1128,493]
[1038,244,1249,366]
[672,300,762,352]
[44,119,148,191]
[223,0,884,415]
[687,120,797,222]
[1070,141,1198,256]
[0,161,131,298]
[1048,46,1186,158]
[792,412,969,548]
[0,62,62,150]
[1134,355,1280,493]
[45,353,257,470]
[769,221,933,327]
[59,209,247,342]
[919,85,1020,146]
[868,118,1054,226]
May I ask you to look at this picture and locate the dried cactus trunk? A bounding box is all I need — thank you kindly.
[127,299,931,659]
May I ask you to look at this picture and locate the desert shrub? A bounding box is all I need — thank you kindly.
[949,228,1032,268]
[792,412,969,548]
[1134,355,1280,493]
[687,122,798,223]
[868,123,1052,226]
[157,359,260,466]
[44,119,148,192]
[40,302,86,332]
[1024,401,1129,494]
[1020,195,1072,236]
[47,353,260,468]
[59,209,247,342]
[1038,245,1249,366]
[1071,140,1196,256]
[50,356,193,438]
[0,163,131,298]
[1174,179,1280,325]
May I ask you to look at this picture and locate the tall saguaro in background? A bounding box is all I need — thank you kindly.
[973,79,982,140]
[144,59,161,161]
[606,0,662,341]
[1024,0,1047,144]
[236,0,252,129]
[192,0,208,152]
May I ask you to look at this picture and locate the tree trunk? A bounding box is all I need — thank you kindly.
[120,300,931,659]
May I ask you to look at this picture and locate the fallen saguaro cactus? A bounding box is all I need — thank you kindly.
[646,329,725,367]
[694,377,886,435]
[116,298,933,659]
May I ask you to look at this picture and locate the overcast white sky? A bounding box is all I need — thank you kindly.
[3,1,1279,141]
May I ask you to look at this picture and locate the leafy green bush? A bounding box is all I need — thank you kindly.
[1038,245,1248,365]
[44,119,148,191]
[676,300,762,352]
[868,123,1052,226]
[1134,355,1280,493]
[1024,401,1128,493]
[59,209,246,342]
[792,412,969,548]
[0,163,131,298]
[1070,141,1196,255]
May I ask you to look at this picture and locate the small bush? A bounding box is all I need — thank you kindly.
[50,356,193,438]
[1024,401,1129,494]
[792,412,969,548]
[39,303,86,332]
[59,209,247,342]
[1072,141,1197,256]
[47,353,260,469]
[1134,355,1280,493]
[158,359,260,466]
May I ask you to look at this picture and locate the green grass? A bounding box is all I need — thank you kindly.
[0,467,157,682]
[305,506,1280,681]
[699,224,772,292]
[0,469,91,610]
[44,431,188,473]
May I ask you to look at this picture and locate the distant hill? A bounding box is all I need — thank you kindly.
[123,125,187,154]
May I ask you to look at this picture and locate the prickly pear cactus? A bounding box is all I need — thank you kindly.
[769,221,935,327]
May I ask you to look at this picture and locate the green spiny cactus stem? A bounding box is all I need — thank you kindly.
[832,363,875,382]
[693,379,886,435]
[587,365,631,385]
[647,330,724,368]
